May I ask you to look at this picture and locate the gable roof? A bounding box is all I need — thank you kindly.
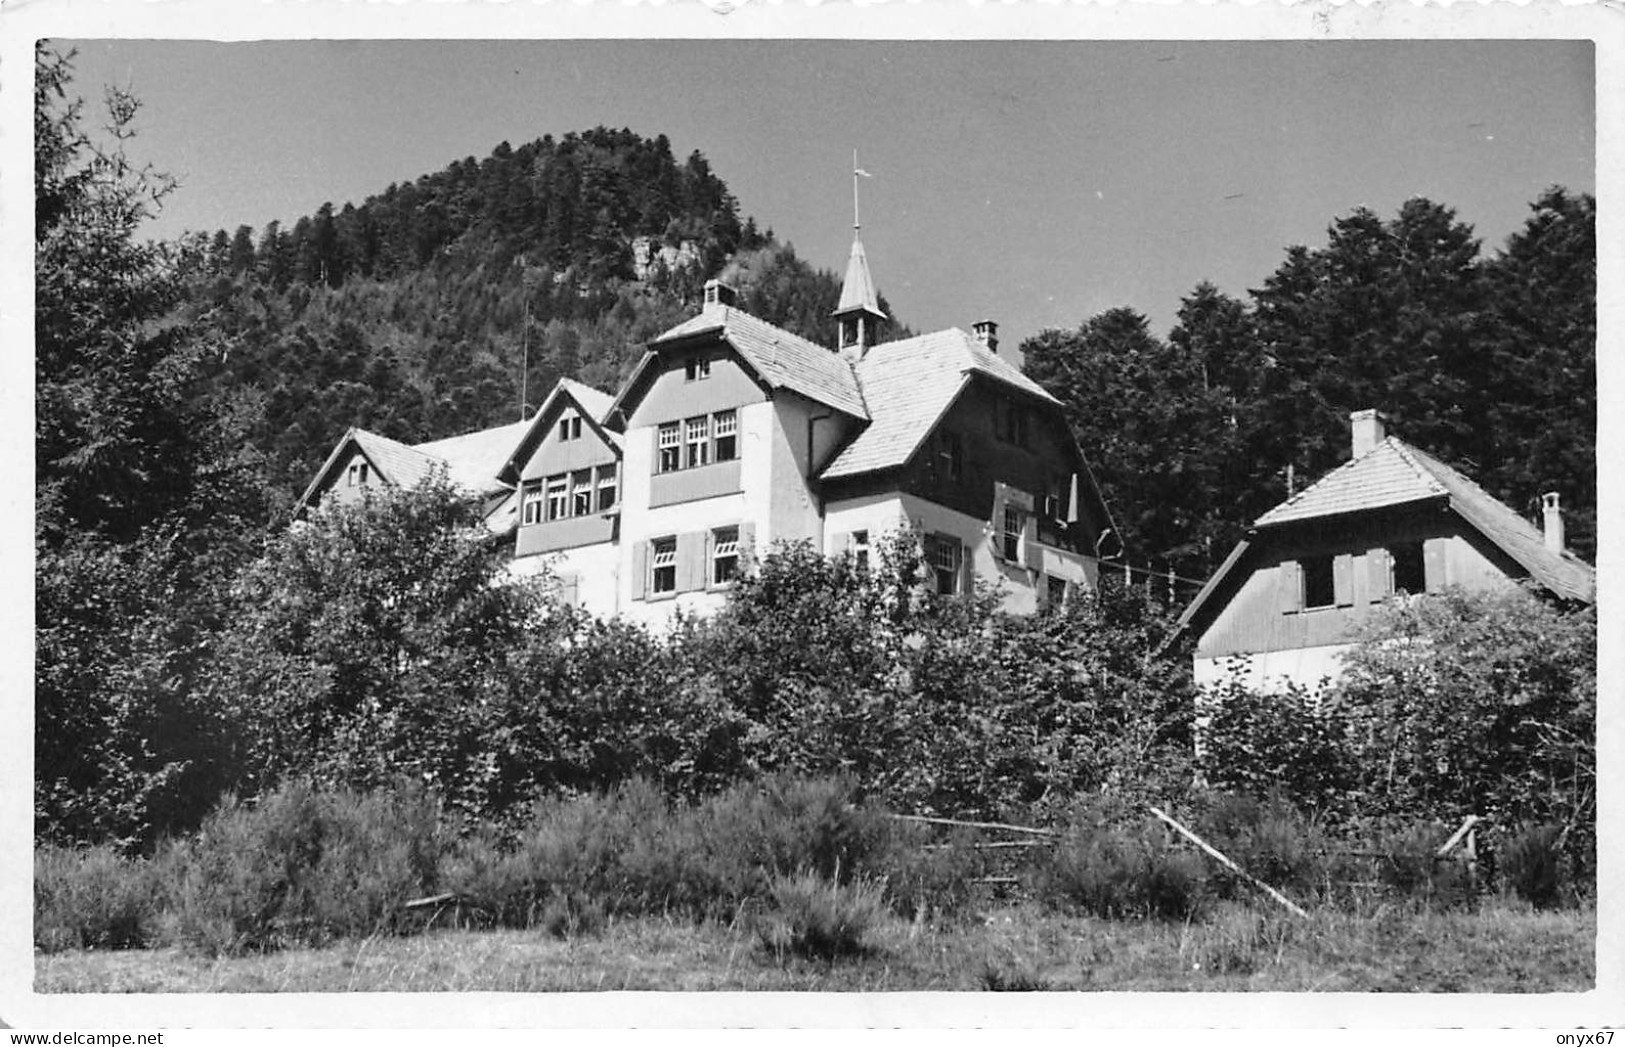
[1254,438,1449,527]
[1178,435,1594,634]
[819,327,1058,481]
[636,306,870,419]
[413,419,532,496]
[496,377,621,485]
[296,419,529,516]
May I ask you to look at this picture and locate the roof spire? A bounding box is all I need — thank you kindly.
[835,150,887,357]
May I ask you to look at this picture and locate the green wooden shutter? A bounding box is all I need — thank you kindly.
[1279,560,1303,614]
[1366,548,1390,603]
[1333,553,1354,607]
[1423,538,1448,591]
[632,541,648,600]
[678,531,706,593]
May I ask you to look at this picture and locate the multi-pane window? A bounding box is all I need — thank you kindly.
[524,466,617,525]
[521,481,545,525]
[1002,507,1024,562]
[926,535,961,596]
[1302,555,1335,609]
[1047,575,1068,609]
[713,410,738,462]
[558,415,582,441]
[712,527,740,586]
[651,537,678,594]
[545,475,568,521]
[685,416,710,469]
[1391,542,1426,595]
[347,461,370,487]
[658,422,682,473]
[851,529,870,572]
[685,354,711,381]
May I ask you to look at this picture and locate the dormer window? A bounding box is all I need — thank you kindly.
[685,354,711,382]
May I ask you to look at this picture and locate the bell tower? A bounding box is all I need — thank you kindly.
[833,152,888,358]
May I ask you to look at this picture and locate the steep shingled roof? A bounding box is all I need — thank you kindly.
[1180,435,1594,634]
[298,420,530,518]
[1254,438,1448,527]
[413,419,533,496]
[819,328,1059,480]
[496,377,622,486]
[651,306,869,419]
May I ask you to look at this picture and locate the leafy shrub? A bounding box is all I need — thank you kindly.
[1192,792,1329,901]
[758,872,888,961]
[1334,587,1595,843]
[158,781,450,954]
[34,844,161,952]
[1198,673,1356,819]
[1034,806,1209,921]
[1496,823,1570,909]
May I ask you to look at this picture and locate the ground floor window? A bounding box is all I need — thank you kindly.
[926,534,962,595]
[1047,574,1068,609]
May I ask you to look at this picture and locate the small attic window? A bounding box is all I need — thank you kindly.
[558,415,582,441]
[1302,555,1335,609]
[347,461,370,487]
[1391,542,1426,595]
[685,354,711,382]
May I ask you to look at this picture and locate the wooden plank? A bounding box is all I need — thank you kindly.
[1435,815,1481,857]
[1148,804,1310,919]
[885,812,1057,838]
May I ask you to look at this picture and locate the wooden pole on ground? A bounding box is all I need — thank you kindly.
[1147,804,1310,919]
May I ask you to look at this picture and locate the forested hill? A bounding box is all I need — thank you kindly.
[174,127,906,505]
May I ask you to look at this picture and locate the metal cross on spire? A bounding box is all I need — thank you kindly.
[852,149,872,231]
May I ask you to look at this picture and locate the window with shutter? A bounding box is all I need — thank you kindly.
[651,538,677,596]
[1302,555,1335,609]
[711,527,740,586]
[1391,542,1426,595]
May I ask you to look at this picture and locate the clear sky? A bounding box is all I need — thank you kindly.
[62,38,1593,346]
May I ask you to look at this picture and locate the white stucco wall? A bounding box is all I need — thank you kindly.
[1194,643,1353,695]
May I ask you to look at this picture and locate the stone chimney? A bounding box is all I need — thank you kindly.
[702,279,737,316]
[1542,492,1565,555]
[972,319,999,354]
[1350,409,1387,459]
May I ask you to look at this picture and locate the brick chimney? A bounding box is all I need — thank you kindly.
[702,279,738,317]
[1542,492,1565,554]
[972,319,999,354]
[1350,409,1387,459]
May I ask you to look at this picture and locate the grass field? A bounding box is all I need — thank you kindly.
[35,899,1593,993]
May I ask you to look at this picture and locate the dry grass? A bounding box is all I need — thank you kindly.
[36,898,1593,994]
